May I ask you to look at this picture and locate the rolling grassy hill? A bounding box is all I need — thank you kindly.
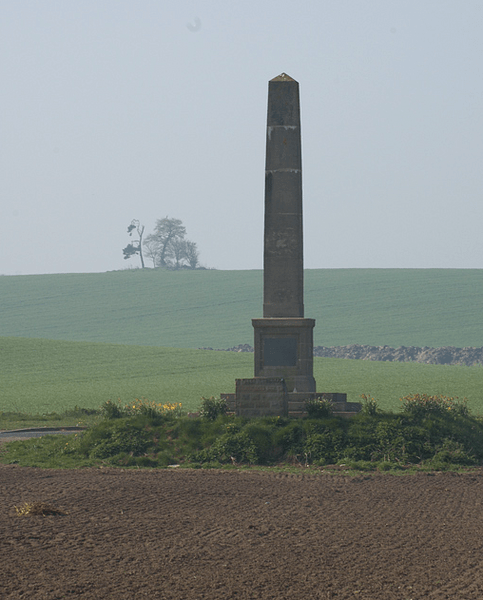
[1,268,482,348]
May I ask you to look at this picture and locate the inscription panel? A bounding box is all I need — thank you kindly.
[264,337,297,367]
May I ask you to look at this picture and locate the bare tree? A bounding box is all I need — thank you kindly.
[122,219,145,268]
[143,236,160,268]
[184,240,199,269]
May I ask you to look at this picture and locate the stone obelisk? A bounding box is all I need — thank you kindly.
[228,73,358,418]
[263,73,304,319]
[233,74,316,417]
[251,72,316,397]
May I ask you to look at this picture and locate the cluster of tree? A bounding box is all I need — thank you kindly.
[122,217,200,269]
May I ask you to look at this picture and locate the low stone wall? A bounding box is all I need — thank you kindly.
[200,344,483,367]
[312,345,483,367]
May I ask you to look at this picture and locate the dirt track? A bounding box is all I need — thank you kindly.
[2,465,483,599]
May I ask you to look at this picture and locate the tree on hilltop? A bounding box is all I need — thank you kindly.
[144,217,186,268]
[141,217,200,269]
[122,219,145,268]
[184,240,200,269]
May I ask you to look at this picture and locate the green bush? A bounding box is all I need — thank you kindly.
[199,396,228,420]
[360,394,380,416]
[100,400,123,419]
[401,393,469,418]
[431,439,474,466]
[272,420,306,457]
[79,419,152,459]
[209,431,258,464]
[242,418,282,463]
[305,397,333,419]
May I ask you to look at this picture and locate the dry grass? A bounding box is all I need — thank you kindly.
[14,501,67,517]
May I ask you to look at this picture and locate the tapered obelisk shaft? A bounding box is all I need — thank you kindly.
[228,73,356,417]
[263,73,304,318]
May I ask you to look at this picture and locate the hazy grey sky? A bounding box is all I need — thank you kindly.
[2,1,482,275]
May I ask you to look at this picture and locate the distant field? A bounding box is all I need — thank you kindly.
[0,268,482,348]
[2,337,483,417]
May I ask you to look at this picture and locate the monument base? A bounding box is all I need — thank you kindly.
[221,384,362,419]
[252,318,316,393]
[220,317,361,418]
[235,378,288,418]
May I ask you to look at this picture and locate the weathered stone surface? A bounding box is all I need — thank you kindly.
[263,73,303,319]
[235,378,288,418]
[226,73,355,417]
[252,317,316,393]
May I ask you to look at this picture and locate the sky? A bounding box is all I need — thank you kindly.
[1,0,483,275]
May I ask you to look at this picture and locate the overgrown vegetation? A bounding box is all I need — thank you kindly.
[2,395,482,472]
[305,397,334,419]
[198,396,229,420]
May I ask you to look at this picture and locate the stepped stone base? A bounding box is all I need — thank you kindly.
[221,380,361,419]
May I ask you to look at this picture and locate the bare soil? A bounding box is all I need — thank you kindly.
[2,465,483,599]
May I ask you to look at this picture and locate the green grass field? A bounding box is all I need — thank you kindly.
[2,337,483,421]
[1,269,482,424]
[1,268,482,348]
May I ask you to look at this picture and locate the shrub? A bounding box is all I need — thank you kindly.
[431,439,474,466]
[360,394,380,416]
[99,399,182,421]
[5,394,483,470]
[191,422,258,464]
[242,420,279,463]
[304,430,343,464]
[79,420,152,459]
[199,396,228,420]
[372,418,411,463]
[209,431,258,464]
[272,420,305,457]
[400,394,469,419]
[100,400,123,419]
[305,397,333,419]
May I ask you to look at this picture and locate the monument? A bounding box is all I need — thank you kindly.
[225,73,360,418]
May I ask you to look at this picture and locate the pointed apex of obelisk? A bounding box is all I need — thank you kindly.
[270,72,297,83]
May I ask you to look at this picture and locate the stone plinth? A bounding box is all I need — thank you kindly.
[252,317,315,393]
[287,393,362,418]
[235,378,288,418]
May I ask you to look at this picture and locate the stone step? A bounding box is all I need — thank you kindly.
[221,392,361,418]
[289,410,361,419]
[288,401,362,413]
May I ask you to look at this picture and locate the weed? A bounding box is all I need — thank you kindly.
[400,394,469,418]
[199,397,228,421]
[100,399,182,421]
[360,394,380,416]
[305,397,333,419]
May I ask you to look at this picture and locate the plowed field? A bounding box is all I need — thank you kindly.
[2,465,483,599]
